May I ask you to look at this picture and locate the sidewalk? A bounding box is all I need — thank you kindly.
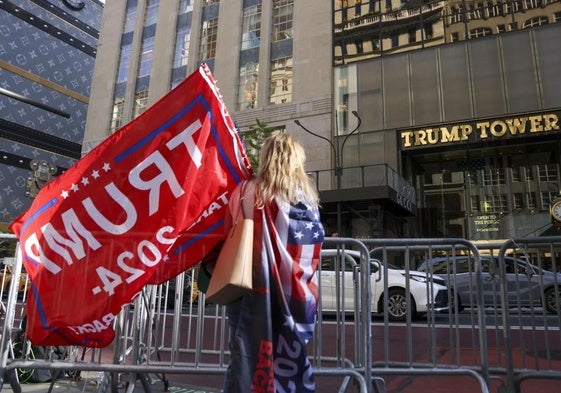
[1,372,222,393]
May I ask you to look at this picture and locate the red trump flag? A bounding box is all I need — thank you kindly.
[9,65,252,347]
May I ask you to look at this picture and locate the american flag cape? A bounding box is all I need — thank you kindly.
[224,193,324,393]
[9,65,251,347]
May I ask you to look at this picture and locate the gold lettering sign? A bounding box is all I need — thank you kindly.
[401,113,560,149]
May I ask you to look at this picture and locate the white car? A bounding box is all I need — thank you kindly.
[319,249,449,321]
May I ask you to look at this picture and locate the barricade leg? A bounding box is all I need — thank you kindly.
[0,368,22,393]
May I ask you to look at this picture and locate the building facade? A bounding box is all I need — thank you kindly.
[84,0,416,239]
[84,0,333,156]
[0,0,103,228]
[84,0,561,240]
[333,0,561,240]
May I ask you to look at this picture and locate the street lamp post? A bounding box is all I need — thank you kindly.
[295,111,361,235]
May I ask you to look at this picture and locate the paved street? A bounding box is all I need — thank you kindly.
[1,372,221,393]
[2,314,560,392]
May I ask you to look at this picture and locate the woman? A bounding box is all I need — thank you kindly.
[223,133,324,393]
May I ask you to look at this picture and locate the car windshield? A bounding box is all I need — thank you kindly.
[368,259,404,271]
[420,255,542,275]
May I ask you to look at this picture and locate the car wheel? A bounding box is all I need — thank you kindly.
[385,288,416,322]
[544,287,560,314]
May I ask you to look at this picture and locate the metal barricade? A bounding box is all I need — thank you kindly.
[495,237,561,393]
[3,234,561,392]
[0,235,372,393]
[361,238,491,393]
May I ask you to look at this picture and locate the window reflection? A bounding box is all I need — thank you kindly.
[406,145,561,239]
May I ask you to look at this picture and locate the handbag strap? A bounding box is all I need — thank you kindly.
[231,180,254,223]
[240,180,254,220]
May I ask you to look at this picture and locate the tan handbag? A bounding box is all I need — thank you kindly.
[205,182,253,305]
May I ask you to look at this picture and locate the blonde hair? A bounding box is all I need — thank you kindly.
[255,133,319,208]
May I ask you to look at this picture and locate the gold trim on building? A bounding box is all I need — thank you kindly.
[0,60,89,104]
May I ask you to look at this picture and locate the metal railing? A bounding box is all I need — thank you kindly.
[1,233,561,392]
[308,163,416,197]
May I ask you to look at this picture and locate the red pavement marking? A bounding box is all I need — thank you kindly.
[382,346,561,393]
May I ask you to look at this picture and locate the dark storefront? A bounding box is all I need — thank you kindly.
[401,110,561,240]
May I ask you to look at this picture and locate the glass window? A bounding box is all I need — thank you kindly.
[180,0,193,13]
[124,0,138,34]
[429,259,454,274]
[173,0,193,69]
[494,195,507,212]
[116,43,132,84]
[199,18,219,61]
[110,96,125,133]
[482,168,505,185]
[335,65,359,135]
[137,36,154,78]
[503,259,520,273]
[481,197,491,212]
[455,258,472,274]
[488,1,501,17]
[241,4,261,50]
[480,195,508,212]
[449,6,462,24]
[321,255,355,272]
[538,164,558,182]
[505,0,521,14]
[145,0,159,26]
[237,62,259,110]
[355,0,362,14]
[173,25,191,69]
[335,0,348,11]
[269,57,292,104]
[321,256,334,271]
[468,170,479,186]
[480,259,492,273]
[354,39,364,54]
[513,193,524,210]
[133,90,148,118]
[272,0,293,41]
[468,27,493,38]
[424,24,433,39]
[511,167,521,182]
[408,29,416,43]
[523,0,542,10]
[471,195,480,211]
[541,191,557,211]
[523,16,549,28]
